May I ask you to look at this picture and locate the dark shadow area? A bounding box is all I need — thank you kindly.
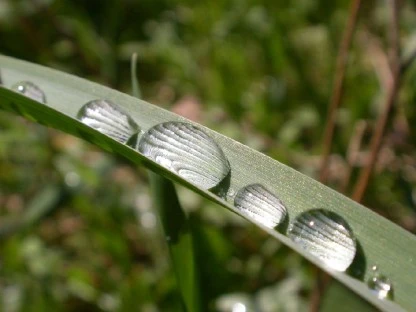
[347,240,366,280]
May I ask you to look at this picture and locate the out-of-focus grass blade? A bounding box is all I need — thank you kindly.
[0,55,413,311]
[149,173,201,312]
[130,53,142,99]
[131,54,201,312]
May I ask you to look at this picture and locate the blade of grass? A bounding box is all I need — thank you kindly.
[131,54,201,312]
[130,53,142,99]
[0,55,413,311]
[149,173,201,312]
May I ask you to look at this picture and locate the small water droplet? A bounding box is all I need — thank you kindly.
[11,81,46,103]
[227,188,236,200]
[77,99,140,144]
[234,184,287,229]
[138,121,230,190]
[368,274,394,300]
[288,209,356,271]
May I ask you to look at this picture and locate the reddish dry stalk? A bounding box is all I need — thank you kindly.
[311,2,363,311]
[319,0,362,184]
[351,0,401,202]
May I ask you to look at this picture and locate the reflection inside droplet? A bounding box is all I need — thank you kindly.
[288,209,356,271]
[234,184,287,229]
[77,99,140,144]
[138,121,230,190]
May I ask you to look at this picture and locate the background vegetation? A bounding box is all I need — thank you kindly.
[1,0,416,311]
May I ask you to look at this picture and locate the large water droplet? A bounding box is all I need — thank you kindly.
[12,81,46,103]
[138,121,230,190]
[288,209,356,271]
[234,184,287,229]
[77,99,140,144]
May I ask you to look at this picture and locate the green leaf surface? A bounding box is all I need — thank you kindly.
[0,55,414,311]
[321,280,378,312]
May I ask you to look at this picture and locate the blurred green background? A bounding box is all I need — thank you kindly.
[1,0,416,311]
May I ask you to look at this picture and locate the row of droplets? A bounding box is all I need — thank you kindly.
[8,79,393,300]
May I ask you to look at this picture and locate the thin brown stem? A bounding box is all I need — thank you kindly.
[359,30,393,89]
[312,2,362,310]
[309,268,331,312]
[351,0,401,202]
[319,0,362,184]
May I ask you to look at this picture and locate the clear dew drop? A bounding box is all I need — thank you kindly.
[234,184,287,229]
[11,81,46,103]
[138,121,230,190]
[227,188,236,200]
[367,267,394,300]
[288,209,356,271]
[77,99,140,144]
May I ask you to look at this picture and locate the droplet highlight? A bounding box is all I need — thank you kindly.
[77,99,140,144]
[12,81,46,103]
[234,184,287,229]
[138,121,230,190]
[288,209,356,271]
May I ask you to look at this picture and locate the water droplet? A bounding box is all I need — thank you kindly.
[227,188,236,200]
[138,121,230,190]
[288,209,356,271]
[11,81,46,103]
[368,274,394,300]
[77,99,140,144]
[234,184,287,229]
